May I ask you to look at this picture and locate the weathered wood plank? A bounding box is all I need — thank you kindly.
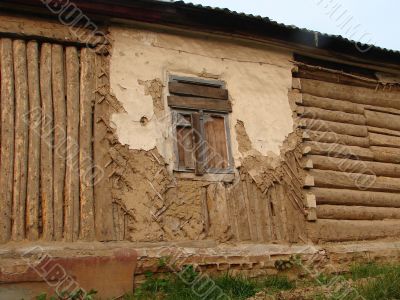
[0,13,106,46]
[26,41,41,240]
[298,106,366,125]
[40,43,54,241]
[169,81,228,99]
[206,183,231,241]
[12,40,29,241]
[300,78,400,110]
[296,65,379,90]
[242,177,258,241]
[308,219,400,242]
[52,44,66,240]
[79,48,95,240]
[310,169,400,192]
[311,187,400,208]
[233,183,251,241]
[93,53,115,241]
[0,39,15,243]
[168,95,232,112]
[317,205,400,220]
[64,47,80,242]
[299,119,368,137]
[307,155,400,178]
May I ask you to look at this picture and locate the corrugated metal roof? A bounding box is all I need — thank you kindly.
[167,0,399,55]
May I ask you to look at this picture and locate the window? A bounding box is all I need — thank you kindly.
[168,76,233,175]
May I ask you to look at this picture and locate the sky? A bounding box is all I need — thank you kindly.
[183,0,400,51]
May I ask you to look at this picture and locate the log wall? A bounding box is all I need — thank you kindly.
[0,38,102,243]
[292,61,400,242]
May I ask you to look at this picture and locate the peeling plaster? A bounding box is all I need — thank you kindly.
[109,26,294,169]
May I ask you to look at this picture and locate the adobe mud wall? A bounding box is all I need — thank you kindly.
[107,25,309,243]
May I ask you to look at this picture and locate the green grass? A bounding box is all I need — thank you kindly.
[351,263,400,300]
[311,262,400,300]
[132,266,294,300]
[36,262,400,299]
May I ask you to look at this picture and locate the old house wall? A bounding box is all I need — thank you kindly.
[1,13,399,246]
[107,25,309,243]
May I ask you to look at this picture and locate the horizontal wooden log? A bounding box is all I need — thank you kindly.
[309,169,400,192]
[368,126,400,137]
[364,105,400,117]
[296,65,379,90]
[370,146,400,164]
[0,13,106,46]
[303,130,370,147]
[303,142,374,161]
[308,219,400,242]
[311,187,400,208]
[365,110,400,132]
[307,155,400,178]
[299,93,364,114]
[168,95,232,112]
[369,132,400,148]
[316,205,400,220]
[297,106,366,125]
[300,78,400,110]
[169,82,228,100]
[299,119,368,137]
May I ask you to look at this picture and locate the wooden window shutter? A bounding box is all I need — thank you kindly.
[192,112,205,175]
[176,114,195,169]
[168,77,232,112]
[203,115,228,169]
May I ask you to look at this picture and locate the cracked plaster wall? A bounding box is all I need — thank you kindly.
[109,26,294,169]
[107,25,303,242]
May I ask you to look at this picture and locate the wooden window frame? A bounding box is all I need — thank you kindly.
[172,109,234,175]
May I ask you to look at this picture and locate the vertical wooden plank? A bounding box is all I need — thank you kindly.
[94,53,115,241]
[40,43,54,241]
[79,48,95,240]
[206,183,231,240]
[258,188,273,241]
[225,186,238,240]
[64,47,80,242]
[0,39,15,243]
[26,41,41,240]
[200,187,209,235]
[248,179,263,242]
[52,44,66,240]
[233,181,251,241]
[12,40,29,241]
[242,176,257,241]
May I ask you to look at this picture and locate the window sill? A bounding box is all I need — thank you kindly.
[173,171,235,183]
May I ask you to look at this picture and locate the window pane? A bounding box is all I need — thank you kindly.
[203,114,228,169]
